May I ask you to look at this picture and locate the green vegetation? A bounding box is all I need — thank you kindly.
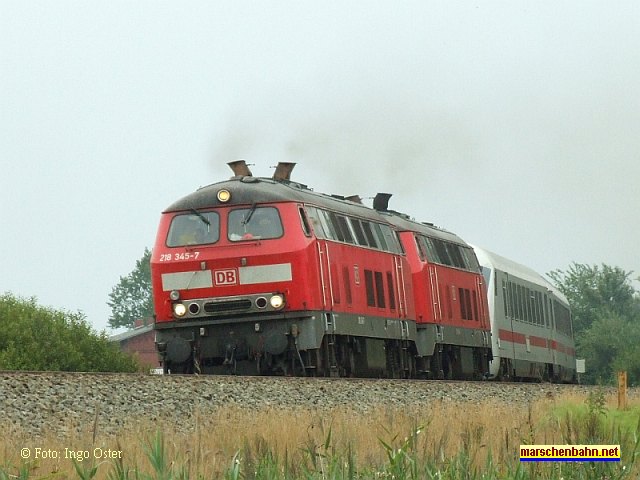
[1,393,637,479]
[107,248,153,329]
[548,263,640,385]
[0,292,139,372]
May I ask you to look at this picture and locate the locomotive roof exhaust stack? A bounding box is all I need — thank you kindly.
[228,160,253,177]
[273,162,296,181]
[373,193,392,211]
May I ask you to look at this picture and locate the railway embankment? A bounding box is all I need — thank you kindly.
[0,371,631,437]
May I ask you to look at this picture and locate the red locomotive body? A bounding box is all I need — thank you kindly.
[376,202,492,379]
[150,161,574,381]
[151,162,419,376]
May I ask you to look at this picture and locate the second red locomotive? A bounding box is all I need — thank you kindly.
[151,161,493,378]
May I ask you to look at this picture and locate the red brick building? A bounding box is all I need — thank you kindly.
[110,318,159,369]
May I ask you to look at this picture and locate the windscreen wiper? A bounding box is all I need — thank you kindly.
[190,208,211,227]
[242,203,257,225]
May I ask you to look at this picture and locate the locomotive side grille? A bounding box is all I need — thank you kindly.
[203,299,252,313]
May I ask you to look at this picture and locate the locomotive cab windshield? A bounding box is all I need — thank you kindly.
[167,211,220,247]
[228,206,284,241]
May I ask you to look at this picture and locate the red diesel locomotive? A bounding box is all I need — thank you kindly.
[151,161,492,377]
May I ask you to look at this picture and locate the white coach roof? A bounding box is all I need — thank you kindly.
[471,244,567,303]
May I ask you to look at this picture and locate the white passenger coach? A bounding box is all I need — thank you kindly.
[473,246,576,383]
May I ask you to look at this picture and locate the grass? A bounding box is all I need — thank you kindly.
[1,390,638,479]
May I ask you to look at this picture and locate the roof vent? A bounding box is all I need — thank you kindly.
[373,193,392,211]
[273,162,296,181]
[345,195,363,204]
[228,160,253,177]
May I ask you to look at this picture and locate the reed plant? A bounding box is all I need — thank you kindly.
[1,390,638,479]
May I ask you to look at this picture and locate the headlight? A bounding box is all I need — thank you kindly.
[173,303,187,317]
[270,294,285,309]
[217,189,231,202]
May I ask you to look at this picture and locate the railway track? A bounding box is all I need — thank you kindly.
[2,370,629,437]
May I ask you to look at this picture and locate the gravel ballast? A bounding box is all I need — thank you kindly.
[0,372,628,438]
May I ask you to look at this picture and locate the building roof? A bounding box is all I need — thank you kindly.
[109,323,154,343]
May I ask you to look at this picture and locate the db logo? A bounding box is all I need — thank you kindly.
[214,269,237,286]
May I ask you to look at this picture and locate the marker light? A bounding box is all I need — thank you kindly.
[270,294,285,309]
[173,303,187,317]
[217,189,231,202]
[169,290,180,301]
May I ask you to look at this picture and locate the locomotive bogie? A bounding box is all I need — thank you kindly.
[156,312,418,377]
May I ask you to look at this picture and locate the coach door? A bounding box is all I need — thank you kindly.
[502,272,518,363]
[316,240,334,311]
[393,255,408,319]
[428,264,443,323]
[475,275,490,338]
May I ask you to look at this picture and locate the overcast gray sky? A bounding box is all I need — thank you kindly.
[2,1,639,333]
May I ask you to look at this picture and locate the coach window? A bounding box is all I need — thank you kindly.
[481,266,492,290]
[518,284,524,321]
[422,236,440,263]
[380,224,403,254]
[350,218,368,246]
[543,294,550,327]
[386,272,396,310]
[536,292,543,326]
[375,271,386,308]
[321,209,338,240]
[508,282,516,320]
[364,270,376,307]
[378,225,393,252]
[432,238,451,266]
[414,236,427,261]
[462,247,481,272]
[472,290,479,321]
[458,288,467,319]
[331,264,341,304]
[228,207,283,241]
[372,223,389,251]
[445,285,453,319]
[335,214,355,244]
[326,212,346,242]
[343,266,353,305]
[317,209,338,240]
[446,244,466,269]
[167,211,220,247]
[502,279,509,317]
[304,207,325,238]
[361,221,378,249]
[554,301,571,336]
[298,207,312,237]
